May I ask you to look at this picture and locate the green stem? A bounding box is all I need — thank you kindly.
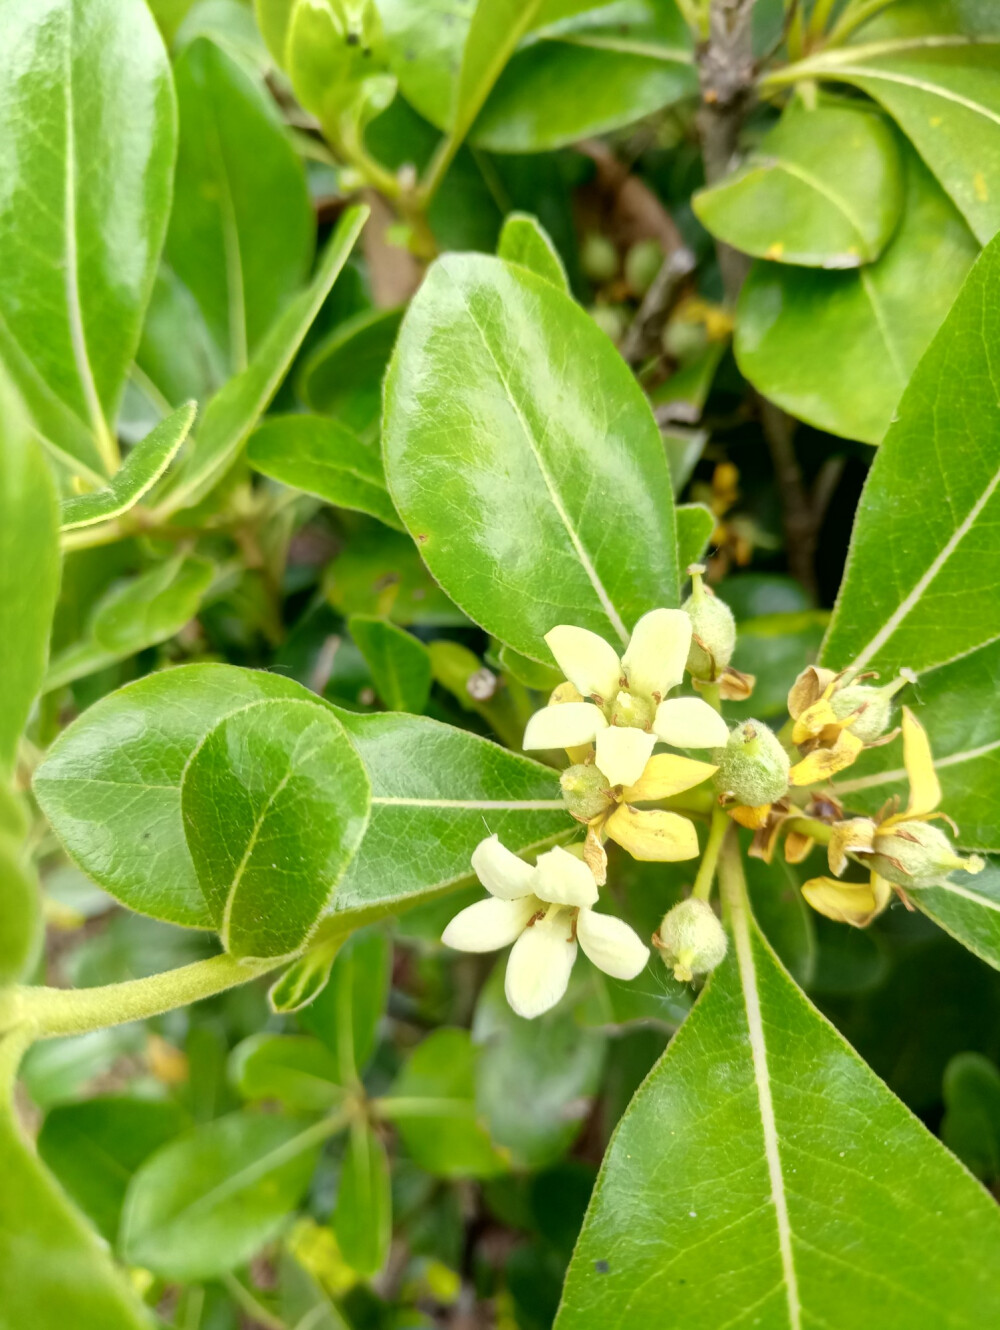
[372,1096,477,1121]
[0,1025,32,1099]
[700,681,723,713]
[222,1274,287,1330]
[1,953,281,1041]
[784,815,833,845]
[691,805,732,901]
[825,0,896,46]
[717,819,748,922]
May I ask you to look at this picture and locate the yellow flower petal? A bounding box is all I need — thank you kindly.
[901,705,941,816]
[622,753,718,802]
[604,805,699,861]
[576,909,649,980]
[621,608,691,702]
[827,818,876,877]
[504,914,577,1018]
[784,830,815,865]
[544,625,622,703]
[791,698,838,745]
[787,665,838,719]
[729,803,771,829]
[523,701,607,751]
[594,726,656,788]
[652,696,730,748]
[788,729,864,785]
[801,875,886,928]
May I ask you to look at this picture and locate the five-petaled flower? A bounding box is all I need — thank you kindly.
[441,836,649,1019]
[522,610,729,789]
[802,707,984,927]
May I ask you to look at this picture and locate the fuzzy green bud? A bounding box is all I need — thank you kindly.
[830,671,913,744]
[581,233,619,283]
[656,898,728,982]
[871,820,985,888]
[682,564,736,679]
[713,720,790,807]
[624,239,663,296]
[610,689,655,731]
[560,764,614,822]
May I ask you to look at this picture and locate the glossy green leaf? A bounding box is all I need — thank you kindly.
[497,211,569,290]
[168,38,313,374]
[324,711,568,923]
[735,152,977,444]
[822,233,1000,673]
[299,928,390,1080]
[268,940,340,1013]
[694,102,904,267]
[498,644,563,693]
[334,1120,392,1277]
[0,0,175,478]
[727,610,828,723]
[60,403,196,531]
[0,829,41,985]
[0,374,60,776]
[348,615,432,712]
[942,1052,1000,1181]
[387,1028,508,1179]
[556,879,1000,1329]
[474,963,605,1170]
[34,664,346,928]
[451,0,544,149]
[43,555,214,692]
[0,1052,154,1330]
[383,253,678,663]
[181,697,369,958]
[675,502,715,573]
[160,205,368,512]
[230,1033,348,1112]
[254,0,294,67]
[135,265,225,409]
[301,307,403,443]
[120,1109,322,1281]
[247,415,401,529]
[795,36,1000,244]
[653,344,725,426]
[36,1097,185,1244]
[744,854,817,989]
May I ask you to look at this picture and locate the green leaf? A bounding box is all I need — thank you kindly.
[727,610,829,724]
[301,307,403,443]
[497,211,569,290]
[383,253,678,663]
[324,525,467,627]
[694,102,904,267]
[60,403,196,531]
[0,373,60,777]
[0,832,42,986]
[451,0,544,149]
[821,232,1000,673]
[299,928,391,1080]
[911,862,1000,973]
[387,1027,508,1179]
[498,644,563,693]
[168,37,314,374]
[254,0,295,67]
[136,265,226,409]
[798,36,1000,244]
[556,876,1000,1329]
[180,696,370,958]
[744,854,817,989]
[247,415,401,529]
[348,615,432,712]
[735,151,977,444]
[942,1052,1000,1181]
[0,1052,154,1330]
[323,711,569,923]
[675,503,714,573]
[230,1033,348,1112]
[279,1249,353,1330]
[36,1096,185,1244]
[34,664,347,928]
[474,963,605,1170]
[43,555,214,692]
[268,940,340,1013]
[334,1120,392,1277]
[120,1109,322,1281]
[0,0,175,478]
[160,204,368,513]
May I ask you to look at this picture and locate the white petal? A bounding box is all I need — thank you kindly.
[544,625,622,702]
[532,846,599,908]
[576,909,650,980]
[504,914,577,1019]
[622,608,692,702]
[523,702,607,750]
[471,834,536,900]
[653,697,730,749]
[442,895,539,952]
[594,726,656,788]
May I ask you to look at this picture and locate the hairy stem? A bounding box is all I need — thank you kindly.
[691,806,733,901]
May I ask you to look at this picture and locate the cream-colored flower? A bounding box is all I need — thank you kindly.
[523,611,728,787]
[441,836,649,1019]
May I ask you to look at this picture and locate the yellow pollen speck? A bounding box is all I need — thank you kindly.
[765,241,784,259]
[974,172,989,202]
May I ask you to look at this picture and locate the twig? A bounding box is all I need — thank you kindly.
[620,248,697,365]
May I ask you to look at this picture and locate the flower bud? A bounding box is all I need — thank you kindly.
[655,898,727,982]
[624,239,663,296]
[560,764,614,822]
[682,565,736,679]
[829,671,913,744]
[609,689,655,731]
[713,720,790,808]
[870,820,985,888]
[581,233,619,283]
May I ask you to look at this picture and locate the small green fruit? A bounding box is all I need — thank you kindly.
[871,820,985,887]
[657,898,727,982]
[713,720,790,807]
[624,239,663,295]
[609,689,655,731]
[581,233,619,283]
[682,564,735,679]
[560,764,614,822]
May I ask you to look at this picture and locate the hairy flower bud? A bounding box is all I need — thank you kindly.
[870,820,985,888]
[830,671,914,744]
[713,720,790,808]
[655,898,728,982]
[682,564,736,680]
[560,764,614,822]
